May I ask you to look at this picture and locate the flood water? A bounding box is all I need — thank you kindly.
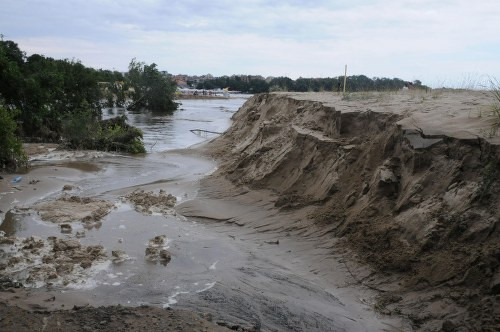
[1,96,248,301]
[0,95,408,331]
[104,96,249,152]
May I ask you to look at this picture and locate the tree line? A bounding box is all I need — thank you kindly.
[0,38,177,168]
[196,75,427,93]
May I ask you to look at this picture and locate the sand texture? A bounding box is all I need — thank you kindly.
[33,195,114,226]
[208,91,500,331]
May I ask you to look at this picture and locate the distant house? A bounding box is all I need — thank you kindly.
[174,77,189,89]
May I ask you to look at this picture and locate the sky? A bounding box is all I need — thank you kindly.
[1,0,499,87]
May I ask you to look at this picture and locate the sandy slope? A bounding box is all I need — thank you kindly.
[208,90,500,331]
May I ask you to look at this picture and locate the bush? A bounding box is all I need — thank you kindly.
[62,113,146,154]
[0,105,27,168]
[97,116,146,153]
[61,109,100,149]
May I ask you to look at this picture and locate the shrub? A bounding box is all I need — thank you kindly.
[0,105,27,169]
[61,109,100,149]
[62,113,145,154]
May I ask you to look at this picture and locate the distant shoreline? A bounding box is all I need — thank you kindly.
[176,94,229,100]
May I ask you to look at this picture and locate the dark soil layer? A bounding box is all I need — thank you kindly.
[0,302,229,332]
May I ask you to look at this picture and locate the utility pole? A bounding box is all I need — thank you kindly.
[343,64,347,96]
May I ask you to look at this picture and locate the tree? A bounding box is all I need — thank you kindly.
[0,38,146,154]
[0,104,26,168]
[126,59,177,112]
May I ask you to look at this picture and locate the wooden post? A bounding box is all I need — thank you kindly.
[343,64,347,95]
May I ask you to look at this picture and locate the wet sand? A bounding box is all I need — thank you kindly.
[1,146,410,331]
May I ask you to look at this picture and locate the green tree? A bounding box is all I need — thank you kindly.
[0,105,26,168]
[127,59,177,112]
[0,38,146,154]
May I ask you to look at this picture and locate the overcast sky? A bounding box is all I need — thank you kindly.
[1,0,499,86]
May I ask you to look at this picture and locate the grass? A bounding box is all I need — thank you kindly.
[491,80,500,121]
[488,79,500,136]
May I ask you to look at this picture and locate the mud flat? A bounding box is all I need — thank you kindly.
[206,90,500,331]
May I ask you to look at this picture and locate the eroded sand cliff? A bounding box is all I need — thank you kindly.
[208,90,500,331]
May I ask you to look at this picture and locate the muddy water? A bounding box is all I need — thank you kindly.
[104,97,248,152]
[1,96,408,331]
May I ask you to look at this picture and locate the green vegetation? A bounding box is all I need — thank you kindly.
[62,113,146,154]
[196,75,428,93]
[127,59,178,112]
[0,104,27,169]
[0,37,178,166]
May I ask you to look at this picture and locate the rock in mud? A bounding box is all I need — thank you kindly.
[124,189,177,216]
[145,235,171,265]
[159,249,171,263]
[111,250,129,264]
[145,247,159,257]
[76,230,86,238]
[60,223,72,233]
[149,235,166,246]
[62,184,74,191]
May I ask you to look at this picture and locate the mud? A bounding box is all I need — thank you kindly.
[124,189,177,216]
[0,235,107,288]
[208,92,500,331]
[33,195,114,229]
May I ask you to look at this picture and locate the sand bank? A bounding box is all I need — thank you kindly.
[207,91,500,331]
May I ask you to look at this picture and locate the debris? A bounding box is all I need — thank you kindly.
[62,184,74,191]
[11,176,22,184]
[60,223,72,233]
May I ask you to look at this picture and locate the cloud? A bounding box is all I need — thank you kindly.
[1,0,499,85]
